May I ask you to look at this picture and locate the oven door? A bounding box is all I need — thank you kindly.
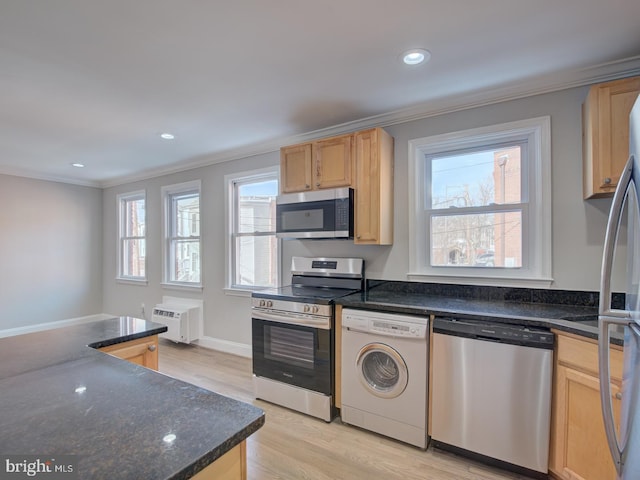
[252,317,332,395]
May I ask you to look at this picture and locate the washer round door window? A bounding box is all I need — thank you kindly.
[356,343,408,398]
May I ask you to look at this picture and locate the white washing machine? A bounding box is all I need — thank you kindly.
[341,308,429,448]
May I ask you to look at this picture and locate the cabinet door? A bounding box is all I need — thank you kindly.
[312,134,353,189]
[354,128,393,244]
[190,441,246,480]
[551,365,621,480]
[583,76,640,198]
[281,144,312,193]
[99,335,159,370]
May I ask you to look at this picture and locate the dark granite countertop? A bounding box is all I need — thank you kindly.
[336,283,624,346]
[0,317,265,479]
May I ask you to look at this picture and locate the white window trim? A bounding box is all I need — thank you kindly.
[224,166,280,294]
[408,116,553,288]
[161,180,202,290]
[116,190,147,283]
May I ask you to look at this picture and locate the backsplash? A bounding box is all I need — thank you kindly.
[365,280,625,309]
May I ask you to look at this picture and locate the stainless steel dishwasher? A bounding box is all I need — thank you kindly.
[431,317,554,478]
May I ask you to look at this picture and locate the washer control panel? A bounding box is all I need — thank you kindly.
[370,320,427,338]
[342,309,428,339]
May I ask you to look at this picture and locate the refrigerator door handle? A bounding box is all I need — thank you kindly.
[598,154,636,477]
[599,315,629,476]
[600,155,634,320]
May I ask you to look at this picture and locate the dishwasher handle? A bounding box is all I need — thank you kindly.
[433,317,554,349]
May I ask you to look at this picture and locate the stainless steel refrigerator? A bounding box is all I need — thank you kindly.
[599,95,640,480]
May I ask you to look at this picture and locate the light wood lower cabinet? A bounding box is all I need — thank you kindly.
[190,441,246,480]
[99,335,159,371]
[549,331,623,480]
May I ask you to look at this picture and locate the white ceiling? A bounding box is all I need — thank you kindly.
[1,0,640,187]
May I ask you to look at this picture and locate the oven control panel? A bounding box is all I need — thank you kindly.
[251,298,332,318]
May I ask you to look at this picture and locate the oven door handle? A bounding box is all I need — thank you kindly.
[252,309,331,330]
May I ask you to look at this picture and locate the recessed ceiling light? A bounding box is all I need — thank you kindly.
[402,49,431,66]
[71,163,85,168]
[160,133,175,140]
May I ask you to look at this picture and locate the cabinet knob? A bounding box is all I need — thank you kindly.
[148,344,157,352]
[356,235,361,239]
[316,182,320,187]
[305,184,310,189]
[603,177,612,184]
[615,392,622,400]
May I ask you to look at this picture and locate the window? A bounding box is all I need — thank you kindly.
[225,167,279,291]
[162,181,201,286]
[117,191,146,281]
[408,117,551,286]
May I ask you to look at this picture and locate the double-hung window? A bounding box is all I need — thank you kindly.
[162,180,201,286]
[225,167,279,291]
[409,117,552,286]
[117,191,146,281]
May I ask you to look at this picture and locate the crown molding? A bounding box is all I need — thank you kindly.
[0,166,102,188]
[21,55,640,189]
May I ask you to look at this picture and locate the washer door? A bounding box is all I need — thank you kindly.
[356,343,408,398]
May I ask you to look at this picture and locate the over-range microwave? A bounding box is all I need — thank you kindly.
[276,187,354,239]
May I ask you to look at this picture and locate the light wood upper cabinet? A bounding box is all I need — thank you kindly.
[354,128,394,245]
[280,143,313,193]
[99,335,159,371]
[583,76,640,199]
[280,134,353,193]
[549,331,623,480]
[280,127,394,244]
[313,134,354,190]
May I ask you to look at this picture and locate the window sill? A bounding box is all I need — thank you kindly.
[407,273,554,289]
[116,277,148,286]
[161,282,203,293]
[223,288,253,298]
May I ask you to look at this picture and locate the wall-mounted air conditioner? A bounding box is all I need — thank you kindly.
[152,304,200,344]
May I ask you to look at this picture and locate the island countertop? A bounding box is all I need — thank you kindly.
[0,317,265,479]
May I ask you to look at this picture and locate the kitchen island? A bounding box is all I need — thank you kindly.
[0,317,265,479]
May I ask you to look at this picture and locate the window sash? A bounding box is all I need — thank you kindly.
[118,192,146,280]
[425,139,529,211]
[162,181,201,286]
[226,168,279,290]
[408,116,551,285]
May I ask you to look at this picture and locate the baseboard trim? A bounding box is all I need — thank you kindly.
[0,313,114,339]
[194,336,252,358]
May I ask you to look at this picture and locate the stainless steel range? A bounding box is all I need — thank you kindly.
[251,257,364,421]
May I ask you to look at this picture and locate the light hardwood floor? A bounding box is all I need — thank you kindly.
[158,340,535,480]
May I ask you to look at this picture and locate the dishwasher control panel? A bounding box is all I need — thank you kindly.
[433,317,554,349]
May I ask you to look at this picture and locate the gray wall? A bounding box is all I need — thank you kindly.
[285,86,616,288]
[101,85,620,350]
[102,152,280,350]
[0,175,103,330]
[0,85,617,343]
